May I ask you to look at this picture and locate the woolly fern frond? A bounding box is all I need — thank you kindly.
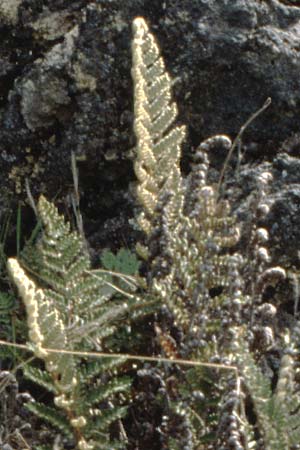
[234,332,300,450]
[5,16,291,450]
[7,196,132,449]
[19,196,127,343]
[132,17,186,242]
[131,17,275,450]
[132,17,241,338]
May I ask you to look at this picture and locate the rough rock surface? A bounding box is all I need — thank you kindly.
[0,0,300,261]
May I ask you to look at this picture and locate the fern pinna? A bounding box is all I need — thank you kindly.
[7,196,131,450]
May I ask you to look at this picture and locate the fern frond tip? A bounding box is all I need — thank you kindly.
[132,17,149,38]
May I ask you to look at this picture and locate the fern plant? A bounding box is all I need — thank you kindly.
[130,16,300,450]
[131,17,185,255]
[231,327,300,450]
[5,15,300,450]
[131,16,246,448]
[131,17,242,342]
[7,196,132,449]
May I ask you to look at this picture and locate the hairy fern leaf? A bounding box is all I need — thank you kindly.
[91,405,128,430]
[7,196,133,449]
[132,17,186,239]
[79,357,127,382]
[84,376,131,407]
[23,364,58,394]
[26,402,73,437]
[20,196,126,344]
[234,333,300,450]
[131,17,245,449]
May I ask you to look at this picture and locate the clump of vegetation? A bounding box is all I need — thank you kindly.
[1,16,299,450]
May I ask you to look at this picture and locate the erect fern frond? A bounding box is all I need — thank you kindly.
[131,16,241,335]
[233,331,300,450]
[20,196,97,320]
[7,258,75,384]
[19,196,126,339]
[7,196,133,449]
[132,17,186,239]
[131,18,244,448]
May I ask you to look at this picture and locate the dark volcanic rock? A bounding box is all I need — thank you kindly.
[0,0,300,254]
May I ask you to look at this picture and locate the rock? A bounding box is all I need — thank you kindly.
[0,0,22,25]
[0,0,300,254]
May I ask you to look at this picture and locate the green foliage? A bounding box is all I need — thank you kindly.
[19,196,128,344]
[131,16,245,448]
[131,17,186,254]
[0,209,24,364]
[101,248,140,276]
[131,16,300,450]
[7,196,133,449]
[23,364,58,394]
[100,248,141,294]
[0,291,15,338]
[4,15,300,450]
[234,331,300,450]
[25,402,73,438]
[132,16,241,341]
